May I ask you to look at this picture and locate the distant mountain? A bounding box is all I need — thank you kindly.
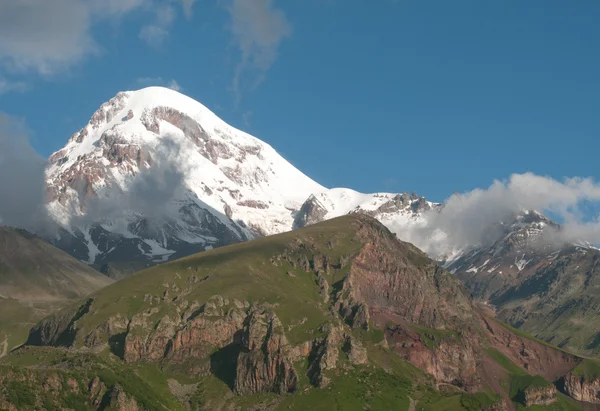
[0,226,113,352]
[445,210,600,355]
[0,227,112,302]
[43,87,435,274]
[16,215,589,409]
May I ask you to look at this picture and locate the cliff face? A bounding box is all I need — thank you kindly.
[564,373,600,404]
[234,309,298,395]
[522,385,558,407]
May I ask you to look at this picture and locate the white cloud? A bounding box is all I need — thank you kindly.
[0,0,194,75]
[136,76,183,91]
[139,25,170,48]
[139,4,176,48]
[180,0,197,19]
[0,112,48,230]
[0,77,27,94]
[167,79,182,91]
[400,173,600,257]
[0,0,96,74]
[226,0,292,101]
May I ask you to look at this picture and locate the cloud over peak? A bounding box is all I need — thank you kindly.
[400,172,600,257]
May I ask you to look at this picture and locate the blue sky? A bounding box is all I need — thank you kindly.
[1,0,599,203]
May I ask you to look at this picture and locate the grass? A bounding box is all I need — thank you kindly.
[277,366,412,410]
[352,323,385,344]
[498,320,569,353]
[485,347,527,375]
[0,298,64,352]
[0,347,185,411]
[410,324,461,350]
[513,393,582,411]
[484,346,582,411]
[68,216,366,348]
[571,358,600,381]
[509,374,552,403]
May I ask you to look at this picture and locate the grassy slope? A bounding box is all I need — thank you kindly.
[0,347,184,410]
[483,347,582,410]
[0,227,113,352]
[72,216,365,347]
[0,227,112,302]
[0,298,66,353]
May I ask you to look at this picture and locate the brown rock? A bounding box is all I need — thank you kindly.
[523,384,557,406]
[564,373,600,404]
[234,310,298,395]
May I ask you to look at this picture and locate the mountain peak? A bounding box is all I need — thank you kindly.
[44,88,325,268]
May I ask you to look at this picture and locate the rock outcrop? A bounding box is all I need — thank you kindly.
[563,373,600,404]
[522,385,557,407]
[234,310,298,395]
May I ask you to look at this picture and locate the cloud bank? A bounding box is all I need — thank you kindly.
[399,173,600,257]
[0,113,48,230]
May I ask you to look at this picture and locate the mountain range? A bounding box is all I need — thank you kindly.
[3,215,594,410]
[36,87,600,355]
[2,87,600,409]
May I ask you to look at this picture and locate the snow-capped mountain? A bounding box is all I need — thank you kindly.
[443,209,582,300]
[44,87,435,275]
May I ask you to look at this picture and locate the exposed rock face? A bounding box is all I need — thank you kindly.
[105,385,143,411]
[23,214,590,406]
[385,324,477,387]
[307,326,346,388]
[522,385,557,407]
[344,337,368,365]
[563,373,600,404]
[347,216,473,329]
[234,310,298,395]
[293,194,328,228]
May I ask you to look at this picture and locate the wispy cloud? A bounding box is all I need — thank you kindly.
[225,0,292,102]
[0,77,28,95]
[180,0,197,19]
[167,79,182,91]
[139,4,176,48]
[136,76,183,91]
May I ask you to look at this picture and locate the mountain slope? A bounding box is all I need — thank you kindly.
[43,87,438,276]
[44,87,325,272]
[0,227,112,302]
[0,226,113,352]
[446,211,600,356]
[13,215,590,410]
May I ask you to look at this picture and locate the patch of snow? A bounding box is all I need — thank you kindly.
[82,228,100,264]
[514,254,531,271]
